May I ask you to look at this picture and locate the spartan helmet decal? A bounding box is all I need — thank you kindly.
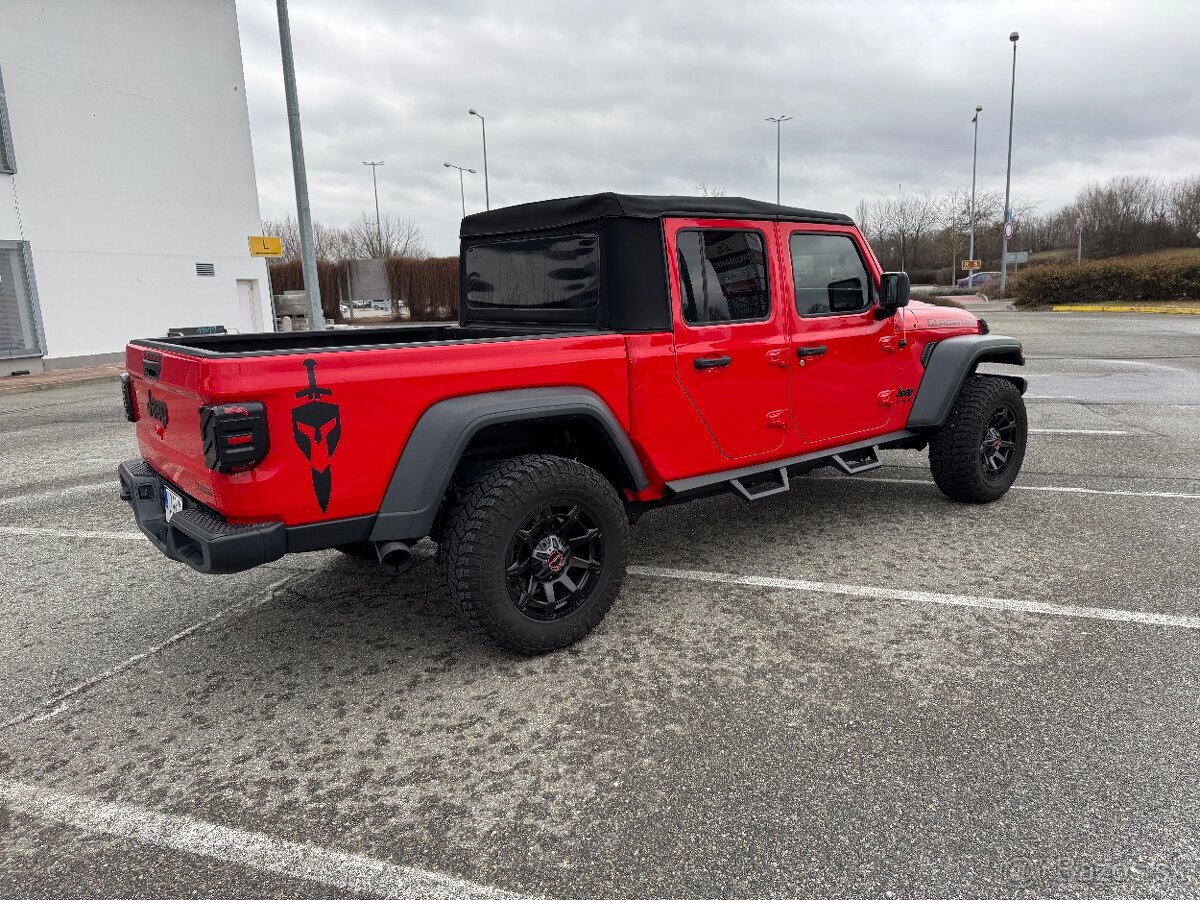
[291,359,342,512]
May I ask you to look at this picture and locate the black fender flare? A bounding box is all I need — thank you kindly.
[370,387,647,542]
[907,335,1026,429]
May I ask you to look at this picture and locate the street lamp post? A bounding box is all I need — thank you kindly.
[468,109,489,210]
[443,162,476,218]
[362,161,384,256]
[274,0,323,329]
[765,115,793,205]
[968,105,982,287]
[1000,31,1019,295]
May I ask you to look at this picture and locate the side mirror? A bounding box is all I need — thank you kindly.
[877,271,910,318]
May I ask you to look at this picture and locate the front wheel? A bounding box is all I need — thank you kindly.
[440,455,629,655]
[929,375,1027,503]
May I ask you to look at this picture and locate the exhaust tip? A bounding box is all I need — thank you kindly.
[374,540,414,575]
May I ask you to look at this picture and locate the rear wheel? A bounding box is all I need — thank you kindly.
[440,455,628,655]
[930,375,1027,503]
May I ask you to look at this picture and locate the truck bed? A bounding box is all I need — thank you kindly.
[132,323,599,358]
[124,327,631,530]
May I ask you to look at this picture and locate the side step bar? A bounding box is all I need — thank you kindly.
[727,446,882,502]
[830,445,883,475]
[730,467,790,502]
[666,432,924,503]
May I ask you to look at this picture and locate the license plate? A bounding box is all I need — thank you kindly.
[163,486,184,522]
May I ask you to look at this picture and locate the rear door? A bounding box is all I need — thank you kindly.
[666,219,789,460]
[781,225,896,443]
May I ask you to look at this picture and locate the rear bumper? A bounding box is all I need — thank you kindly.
[118,459,286,574]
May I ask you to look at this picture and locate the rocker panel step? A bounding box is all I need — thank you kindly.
[830,445,883,475]
[729,467,790,501]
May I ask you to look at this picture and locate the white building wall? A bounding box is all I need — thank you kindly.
[0,0,272,367]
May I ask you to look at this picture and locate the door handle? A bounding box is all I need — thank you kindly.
[795,345,828,358]
[694,355,732,370]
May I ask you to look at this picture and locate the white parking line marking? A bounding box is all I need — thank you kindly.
[629,565,1200,630]
[0,779,531,900]
[820,476,1200,501]
[0,480,109,508]
[0,525,142,541]
[1,575,298,730]
[1027,434,1128,441]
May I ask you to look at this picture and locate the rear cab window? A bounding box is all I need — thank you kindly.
[465,232,600,310]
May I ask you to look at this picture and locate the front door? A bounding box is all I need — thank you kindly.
[668,220,789,460]
[782,225,896,444]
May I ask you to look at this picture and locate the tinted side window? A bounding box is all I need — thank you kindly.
[465,232,599,310]
[790,233,872,316]
[677,230,769,325]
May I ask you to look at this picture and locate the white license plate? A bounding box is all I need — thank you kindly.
[163,486,184,522]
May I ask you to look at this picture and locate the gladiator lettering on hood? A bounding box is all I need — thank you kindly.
[291,359,342,512]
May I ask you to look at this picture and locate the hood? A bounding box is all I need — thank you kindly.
[905,299,979,331]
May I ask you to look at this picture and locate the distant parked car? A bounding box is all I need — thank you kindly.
[957,271,1001,289]
[339,303,351,317]
[370,299,391,311]
[352,299,372,309]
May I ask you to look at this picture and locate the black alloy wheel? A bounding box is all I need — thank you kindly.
[504,502,605,621]
[979,405,1020,478]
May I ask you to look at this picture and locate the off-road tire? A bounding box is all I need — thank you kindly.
[930,375,1027,503]
[440,455,628,655]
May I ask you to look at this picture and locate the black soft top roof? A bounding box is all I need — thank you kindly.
[460,192,853,238]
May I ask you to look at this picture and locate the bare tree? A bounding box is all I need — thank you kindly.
[1170,176,1200,245]
[261,215,302,262]
[696,181,727,197]
[854,199,871,239]
[344,211,429,260]
[880,191,939,271]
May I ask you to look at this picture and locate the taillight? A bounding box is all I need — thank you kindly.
[121,373,138,422]
[200,402,269,472]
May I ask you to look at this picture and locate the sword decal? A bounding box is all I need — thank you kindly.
[291,359,342,512]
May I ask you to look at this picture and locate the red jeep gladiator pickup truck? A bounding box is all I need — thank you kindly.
[119,194,1027,653]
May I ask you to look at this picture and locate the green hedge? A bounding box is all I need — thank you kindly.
[1010,251,1200,307]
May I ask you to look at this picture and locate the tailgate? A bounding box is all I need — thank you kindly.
[125,344,217,504]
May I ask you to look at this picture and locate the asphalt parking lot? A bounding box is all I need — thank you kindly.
[1,310,1198,899]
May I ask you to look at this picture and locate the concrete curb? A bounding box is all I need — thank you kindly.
[0,365,124,396]
[1049,304,1200,315]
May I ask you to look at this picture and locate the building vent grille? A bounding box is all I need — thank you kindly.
[195,262,216,277]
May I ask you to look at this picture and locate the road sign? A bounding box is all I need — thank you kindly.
[1003,220,1015,241]
[248,236,283,258]
[961,259,982,270]
[1004,250,1029,265]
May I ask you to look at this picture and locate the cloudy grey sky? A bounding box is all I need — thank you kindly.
[238,0,1200,255]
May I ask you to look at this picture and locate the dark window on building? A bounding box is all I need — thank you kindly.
[676,229,770,325]
[465,232,599,310]
[0,242,44,359]
[790,233,873,316]
[0,64,14,174]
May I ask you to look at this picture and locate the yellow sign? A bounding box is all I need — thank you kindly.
[961,259,982,270]
[248,236,283,258]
